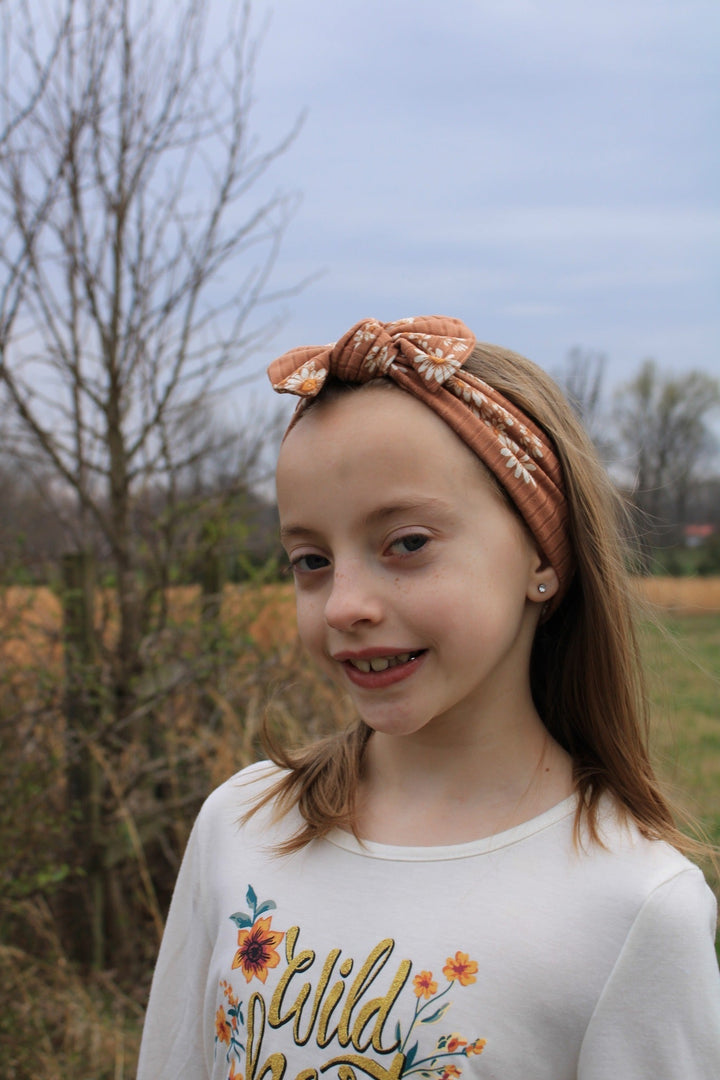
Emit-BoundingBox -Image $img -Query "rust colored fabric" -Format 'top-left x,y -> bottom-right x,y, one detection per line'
268,316 -> 573,602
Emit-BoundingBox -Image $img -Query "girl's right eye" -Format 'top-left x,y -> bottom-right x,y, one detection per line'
289,553 -> 330,574
387,533 -> 430,557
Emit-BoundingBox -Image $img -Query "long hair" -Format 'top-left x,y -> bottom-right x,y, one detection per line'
250,343 -> 699,858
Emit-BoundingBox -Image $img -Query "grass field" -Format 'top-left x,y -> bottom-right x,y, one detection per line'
643,613 -> 720,877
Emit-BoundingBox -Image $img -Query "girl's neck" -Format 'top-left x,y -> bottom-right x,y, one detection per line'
356,710 -> 575,847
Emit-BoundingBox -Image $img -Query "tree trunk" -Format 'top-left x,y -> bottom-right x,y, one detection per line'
61,551 -> 105,969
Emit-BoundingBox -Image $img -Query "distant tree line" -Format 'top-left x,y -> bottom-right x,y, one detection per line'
558,350 -> 720,573
1,352 -> 717,586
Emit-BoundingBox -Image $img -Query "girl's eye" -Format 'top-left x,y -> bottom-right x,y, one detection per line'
388,534 -> 429,556
289,553 -> 330,574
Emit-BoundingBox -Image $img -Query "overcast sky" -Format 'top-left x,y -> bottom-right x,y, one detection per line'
227,0 -> 718,412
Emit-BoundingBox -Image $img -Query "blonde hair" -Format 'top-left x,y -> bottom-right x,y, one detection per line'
252,342 -> 701,858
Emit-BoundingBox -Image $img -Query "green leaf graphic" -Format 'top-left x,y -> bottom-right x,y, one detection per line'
229,912 -> 253,928
255,900 -> 277,917
404,1041 -> 418,1069
420,1002 -> 450,1024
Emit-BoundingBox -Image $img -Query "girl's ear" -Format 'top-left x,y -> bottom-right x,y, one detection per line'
527,555 -> 559,603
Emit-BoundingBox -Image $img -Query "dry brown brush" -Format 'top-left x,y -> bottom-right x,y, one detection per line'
0,581 -> 353,1073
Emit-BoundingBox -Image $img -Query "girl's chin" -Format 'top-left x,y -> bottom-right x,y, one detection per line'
354,712 -> 437,740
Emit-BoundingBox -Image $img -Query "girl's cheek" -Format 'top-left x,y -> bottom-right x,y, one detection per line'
295,600 -> 324,651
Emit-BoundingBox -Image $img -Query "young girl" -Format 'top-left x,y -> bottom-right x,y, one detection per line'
138,316 -> 720,1080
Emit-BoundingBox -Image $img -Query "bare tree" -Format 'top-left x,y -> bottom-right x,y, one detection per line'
556,347 -> 612,457
0,0 -> 299,697
614,360 -> 720,562
0,0 -> 300,967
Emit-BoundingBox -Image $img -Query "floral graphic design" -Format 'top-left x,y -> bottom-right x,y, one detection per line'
395,953 -> 486,1077
215,886 -> 285,1078
215,979 -> 245,1069
232,915 -> 284,983
413,971 -> 439,1000
230,886 -> 285,984
442,951 -> 479,987
214,889 -> 486,1079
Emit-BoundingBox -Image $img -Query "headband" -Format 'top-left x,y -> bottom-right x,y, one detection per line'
268,316 -> 573,603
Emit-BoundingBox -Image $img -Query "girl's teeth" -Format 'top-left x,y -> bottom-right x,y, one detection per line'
352,652 -> 413,673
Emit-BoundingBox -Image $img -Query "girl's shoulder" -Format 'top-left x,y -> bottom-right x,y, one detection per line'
192,760 -> 297,842
199,758 -> 287,809
590,795 -> 716,920
202,759 -> 285,806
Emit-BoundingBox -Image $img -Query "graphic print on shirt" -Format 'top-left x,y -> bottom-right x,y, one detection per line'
214,885 -> 487,1079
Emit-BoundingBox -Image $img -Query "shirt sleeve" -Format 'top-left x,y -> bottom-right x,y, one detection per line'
578,866 -> 720,1079
136,814 -> 214,1080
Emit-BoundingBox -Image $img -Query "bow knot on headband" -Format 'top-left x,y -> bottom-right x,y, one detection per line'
268,316 -> 574,604
271,316 -> 474,397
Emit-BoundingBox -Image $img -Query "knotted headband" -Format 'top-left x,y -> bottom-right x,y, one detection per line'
268,316 -> 573,602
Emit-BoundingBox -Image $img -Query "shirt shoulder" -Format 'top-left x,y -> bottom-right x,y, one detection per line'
193,760 -> 300,849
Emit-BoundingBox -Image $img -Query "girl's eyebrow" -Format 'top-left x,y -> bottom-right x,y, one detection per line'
279,522 -> 318,542
364,496 -> 455,524
280,497 -> 455,541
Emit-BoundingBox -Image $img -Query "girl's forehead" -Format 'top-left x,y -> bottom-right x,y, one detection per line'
282,382 -> 447,444
276,383 -> 495,502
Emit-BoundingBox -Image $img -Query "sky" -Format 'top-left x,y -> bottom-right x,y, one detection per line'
228,0 -> 718,418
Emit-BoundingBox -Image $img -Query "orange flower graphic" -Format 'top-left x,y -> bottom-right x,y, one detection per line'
228,1061 -> 243,1080
220,979 -> 239,1007
466,1038 -> 487,1056
413,970 -> 438,999
232,915 -> 284,984
442,951 -> 478,986
215,1005 -> 231,1044
440,1067 -> 461,1080
446,1034 -> 467,1053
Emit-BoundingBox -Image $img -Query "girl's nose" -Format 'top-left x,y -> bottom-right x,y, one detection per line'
324,568 -> 383,631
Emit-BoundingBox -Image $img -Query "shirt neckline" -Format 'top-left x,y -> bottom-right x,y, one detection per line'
324,794 -> 578,862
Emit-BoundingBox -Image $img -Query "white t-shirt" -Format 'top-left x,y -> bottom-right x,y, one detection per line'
138,761 -> 720,1079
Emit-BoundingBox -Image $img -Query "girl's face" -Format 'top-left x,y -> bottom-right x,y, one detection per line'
276,385 -> 552,742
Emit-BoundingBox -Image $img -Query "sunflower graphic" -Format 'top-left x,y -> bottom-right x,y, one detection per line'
232,915 -> 284,984
229,886 -> 285,985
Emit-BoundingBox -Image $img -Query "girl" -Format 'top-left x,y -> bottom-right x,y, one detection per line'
138,316 -> 720,1080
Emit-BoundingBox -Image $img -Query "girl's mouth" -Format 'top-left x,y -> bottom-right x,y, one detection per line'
346,651 -> 422,673
340,650 -> 427,689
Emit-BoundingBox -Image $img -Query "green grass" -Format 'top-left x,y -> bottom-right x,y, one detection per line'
642,614 -> 720,898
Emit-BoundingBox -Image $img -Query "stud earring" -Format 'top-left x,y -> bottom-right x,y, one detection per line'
537,583 -> 548,595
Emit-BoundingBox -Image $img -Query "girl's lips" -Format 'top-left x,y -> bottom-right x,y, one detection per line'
338,651 -> 426,689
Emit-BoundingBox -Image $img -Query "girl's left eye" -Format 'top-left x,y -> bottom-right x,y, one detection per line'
289,553 -> 330,574
388,533 -> 429,556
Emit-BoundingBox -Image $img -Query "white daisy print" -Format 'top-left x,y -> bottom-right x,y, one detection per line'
362,343 -> 395,377
275,361 -> 326,397
413,347 -> 463,385
498,434 -> 538,487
